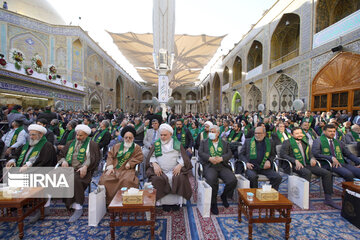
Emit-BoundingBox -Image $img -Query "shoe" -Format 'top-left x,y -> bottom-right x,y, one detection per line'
221,194 -> 229,208
324,199 -> 341,210
210,204 -> 219,215
29,207 -> 50,224
171,205 -> 180,211
68,209 -> 83,223
162,205 -> 171,212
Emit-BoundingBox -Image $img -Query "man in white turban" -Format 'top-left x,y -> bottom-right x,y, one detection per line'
6,124 -> 56,169
58,124 -> 101,222
5,124 -> 57,223
145,124 -> 192,211
195,121 -> 213,150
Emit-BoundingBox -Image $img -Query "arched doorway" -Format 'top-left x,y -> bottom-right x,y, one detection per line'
269,74 -> 298,112
90,94 -> 101,113
116,76 -> 123,109
247,85 -> 262,111
231,91 -> 242,113
233,56 -> 242,86
223,66 -> 229,85
213,73 -> 221,113
311,52 -> 360,114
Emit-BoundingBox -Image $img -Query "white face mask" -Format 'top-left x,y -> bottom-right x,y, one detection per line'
208,132 -> 216,140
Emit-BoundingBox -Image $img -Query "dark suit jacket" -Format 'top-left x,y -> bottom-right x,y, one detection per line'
93,130 -> 111,150
37,111 -> 58,124
239,138 -> 276,169
174,127 -> 194,150
198,138 -> 232,170
312,138 -> 360,165
271,132 -> 290,146
280,139 -> 314,165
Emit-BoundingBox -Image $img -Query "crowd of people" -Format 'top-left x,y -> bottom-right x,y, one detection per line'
1,104 -> 360,220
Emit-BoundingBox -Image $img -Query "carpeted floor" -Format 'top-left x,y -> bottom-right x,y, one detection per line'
1,172 -> 360,239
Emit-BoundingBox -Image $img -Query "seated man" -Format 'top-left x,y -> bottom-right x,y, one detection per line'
174,119 -> 194,158
99,126 -> 143,204
145,123 -> 192,211
92,120 -> 111,156
345,124 -> 360,155
142,119 -> 160,158
271,122 -> 291,146
239,127 -> 282,190
1,120 -> 27,159
57,120 -> 77,151
195,121 -> 213,150
198,125 -> 237,215
280,127 -> 339,209
312,124 -> 360,181
58,124 -> 101,222
37,118 -> 55,145
6,124 -> 57,222
301,121 -> 318,147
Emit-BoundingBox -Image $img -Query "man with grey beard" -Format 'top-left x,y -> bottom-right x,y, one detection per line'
5,124 -> 57,223
6,124 -> 57,169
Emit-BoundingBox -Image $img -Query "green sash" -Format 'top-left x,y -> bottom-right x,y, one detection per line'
92,128 -> 108,143
320,135 -> 344,164
134,122 -> 142,131
244,125 -> 250,136
249,137 -> 271,169
10,110 -> 20,114
202,131 -> 208,140
66,137 -> 91,165
302,129 -> 316,142
276,130 -> 289,144
10,126 -> 24,146
116,142 -> 135,169
189,128 -> 199,140
289,137 -> 309,165
318,127 -> 323,136
227,129 -> 242,142
66,129 -> 75,143
336,129 -> 344,141
208,138 -> 223,157
351,131 -> 360,142
174,127 -> 186,146
303,116 -> 314,124
154,138 -> 181,157
17,136 -> 47,167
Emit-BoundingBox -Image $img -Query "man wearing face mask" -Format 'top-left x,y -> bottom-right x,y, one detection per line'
198,125 -> 236,215
99,126 -> 144,204
239,126 -> 282,190
145,124 -> 192,211
280,127 -> 339,209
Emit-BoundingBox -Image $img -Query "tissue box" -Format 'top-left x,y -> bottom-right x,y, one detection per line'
122,190 -> 144,205
256,188 -> 279,201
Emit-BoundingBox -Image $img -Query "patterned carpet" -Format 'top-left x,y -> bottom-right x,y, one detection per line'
1,173 -> 360,240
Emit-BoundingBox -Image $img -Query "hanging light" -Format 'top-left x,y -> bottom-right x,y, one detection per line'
285,20 -> 290,26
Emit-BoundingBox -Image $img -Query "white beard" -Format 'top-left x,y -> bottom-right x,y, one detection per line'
161,139 -> 171,145
29,138 -> 40,146
124,141 -> 133,148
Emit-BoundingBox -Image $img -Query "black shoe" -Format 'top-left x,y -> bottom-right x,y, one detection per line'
162,205 -> 171,212
210,204 -> 219,215
221,194 -> 229,208
171,205 -> 180,211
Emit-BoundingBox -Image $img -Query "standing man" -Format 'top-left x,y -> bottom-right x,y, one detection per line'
174,119 -> 194,158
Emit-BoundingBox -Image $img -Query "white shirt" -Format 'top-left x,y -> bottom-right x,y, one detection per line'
1,128 -> 28,149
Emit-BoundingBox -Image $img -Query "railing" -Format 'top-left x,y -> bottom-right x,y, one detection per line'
270,49 -> 299,69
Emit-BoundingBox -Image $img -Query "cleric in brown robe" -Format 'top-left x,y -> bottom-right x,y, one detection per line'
99,126 -> 143,204
58,124 -> 101,223
145,123 -> 192,208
